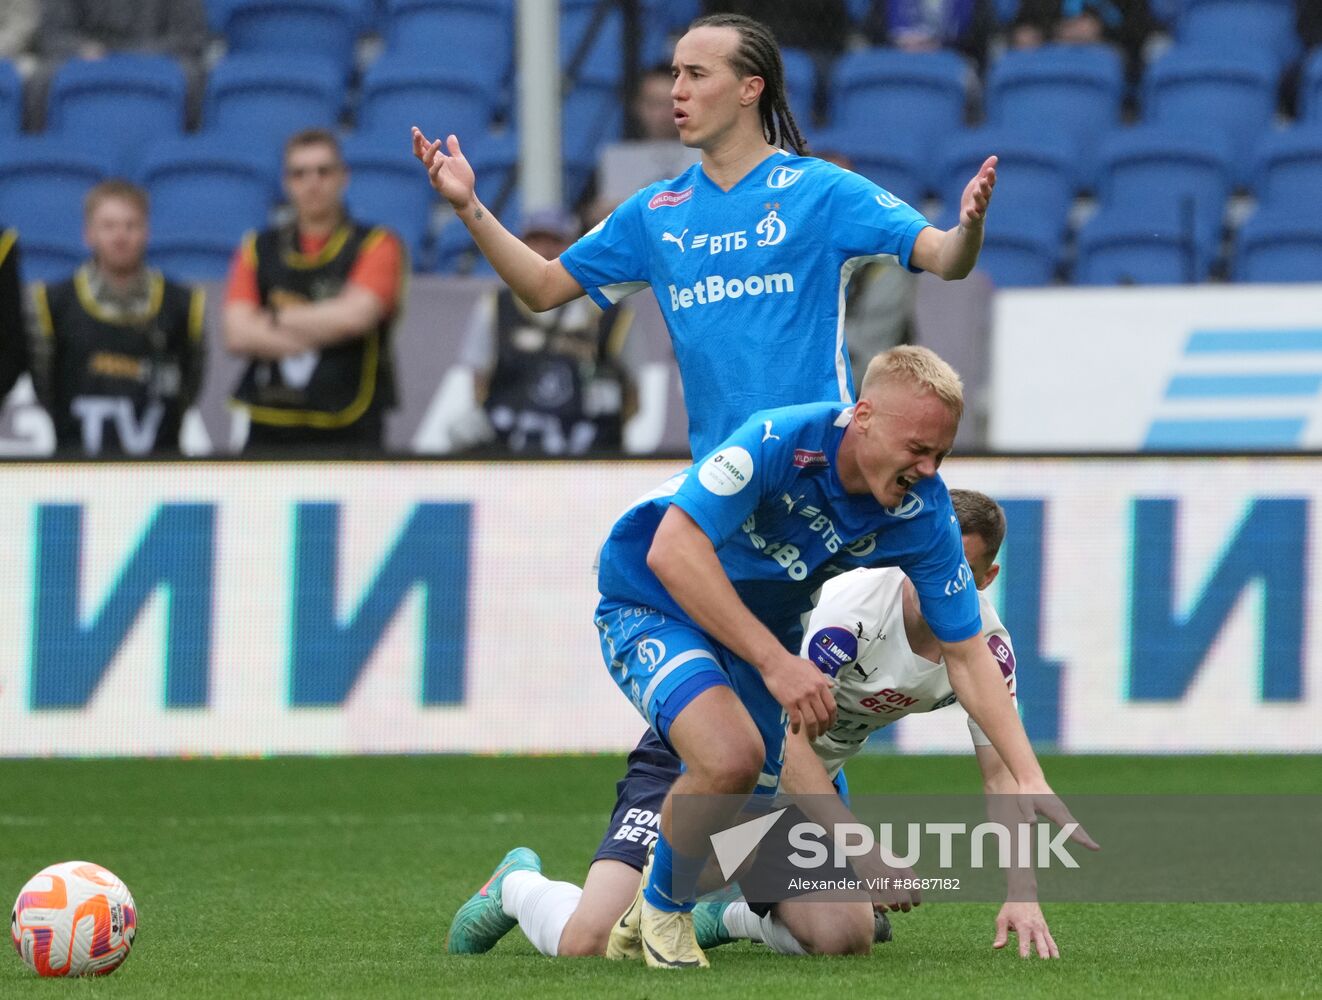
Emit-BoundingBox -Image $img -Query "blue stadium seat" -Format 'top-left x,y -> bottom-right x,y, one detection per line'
563,72 -> 624,195
138,137 -> 277,248
936,129 -> 1077,239
1177,0 -> 1298,70
341,132 -> 435,263
359,62 -> 495,140
562,0 -> 623,83
830,50 -> 970,158
0,59 -> 20,135
462,132 -> 519,205
1075,204 -> 1212,285
0,139 -> 107,249
383,1 -> 512,91
203,54 -> 344,154
223,0 -> 366,75
781,47 -> 816,121
149,234 -> 240,282
972,227 -> 1062,289
1143,47 -> 1278,167
20,237 -> 86,284
1095,125 -> 1232,257
985,45 -> 1125,157
1233,208 -> 1322,282
1251,127 -> 1322,211
1300,49 -> 1322,124
640,0 -> 700,63
46,56 -> 187,174
808,126 -> 928,206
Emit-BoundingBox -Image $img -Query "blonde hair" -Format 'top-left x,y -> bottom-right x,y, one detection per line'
84,180 -> 149,223
859,345 -> 964,421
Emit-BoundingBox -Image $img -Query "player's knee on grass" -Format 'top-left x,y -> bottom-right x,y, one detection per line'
556,860 -> 642,957
777,899 -> 873,956
556,918 -> 608,957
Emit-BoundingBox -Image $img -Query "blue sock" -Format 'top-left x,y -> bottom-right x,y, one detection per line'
643,834 -> 702,913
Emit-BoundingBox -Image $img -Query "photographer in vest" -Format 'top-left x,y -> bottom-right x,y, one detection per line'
223,128 -> 405,454
455,208 -> 636,456
30,181 -> 205,457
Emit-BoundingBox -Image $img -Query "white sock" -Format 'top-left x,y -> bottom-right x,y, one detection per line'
720,901 -> 807,955
757,913 -> 808,955
500,870 -> 583,957
722,900 -> 766,942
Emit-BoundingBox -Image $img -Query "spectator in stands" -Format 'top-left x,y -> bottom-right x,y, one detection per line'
0,224 -> 25,401
863,0 -> 998,71
223,129 -> 406,456
1008,1 -> 1157,77
28,181 -> 205,457
449,208 -> 636,456
590,65 -> 701,225
32,0 -> 208,128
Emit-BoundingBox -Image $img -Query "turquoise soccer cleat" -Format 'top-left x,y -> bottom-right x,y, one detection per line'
446,847 -> 542,954
691,898 -> 735,950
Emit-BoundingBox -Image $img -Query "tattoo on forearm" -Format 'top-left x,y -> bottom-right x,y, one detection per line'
473,207 -> 484,221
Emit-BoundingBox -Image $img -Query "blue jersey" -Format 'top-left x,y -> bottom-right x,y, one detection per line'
559,153 -> 932,456
596,402 -> 981,651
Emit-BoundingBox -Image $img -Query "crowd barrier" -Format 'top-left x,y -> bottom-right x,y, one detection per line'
1,455 -> 1317,756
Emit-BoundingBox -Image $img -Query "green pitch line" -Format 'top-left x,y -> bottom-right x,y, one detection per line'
1,755 -> 1318,998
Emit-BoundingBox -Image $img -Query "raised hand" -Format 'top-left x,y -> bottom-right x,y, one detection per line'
960,155 -> 997,229
411,127 -> 477,212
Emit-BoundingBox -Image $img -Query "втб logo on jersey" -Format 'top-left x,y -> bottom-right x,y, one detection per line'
766,165 -> 802,189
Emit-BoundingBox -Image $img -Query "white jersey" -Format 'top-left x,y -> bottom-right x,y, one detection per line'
801,567 -> 1017,779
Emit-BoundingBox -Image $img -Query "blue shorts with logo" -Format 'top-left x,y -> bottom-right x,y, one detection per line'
595,599 -> 788,796
592,730 -> 852,872
592,730 -> 682,870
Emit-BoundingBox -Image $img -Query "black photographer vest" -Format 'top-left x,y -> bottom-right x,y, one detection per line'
34,268 -> 202,456
232,222 -> 397,432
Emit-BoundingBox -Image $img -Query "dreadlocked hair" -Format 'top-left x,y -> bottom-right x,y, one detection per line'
688,13 -> 811,156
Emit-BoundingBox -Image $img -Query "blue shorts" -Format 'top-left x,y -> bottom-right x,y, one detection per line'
591,731 -> 852,872
595,599 -> 788,795
592,730 -> 682,871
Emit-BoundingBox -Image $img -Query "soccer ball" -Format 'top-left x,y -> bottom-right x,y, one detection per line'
10,861 -> 137,977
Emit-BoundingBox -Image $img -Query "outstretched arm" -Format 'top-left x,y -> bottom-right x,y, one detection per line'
974,743 -> 1061,958
412,128 -> 585,311
910,155 -> 996,280
942,635 -> 1098,854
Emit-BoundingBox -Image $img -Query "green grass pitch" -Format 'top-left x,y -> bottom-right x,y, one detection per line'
2,754 -> 1319,998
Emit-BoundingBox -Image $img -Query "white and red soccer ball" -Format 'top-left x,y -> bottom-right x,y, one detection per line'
10,861 -> 137,977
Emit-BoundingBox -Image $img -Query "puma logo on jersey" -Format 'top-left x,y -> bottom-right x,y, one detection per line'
762,420 -> 780,442
661,229 -> 688,252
